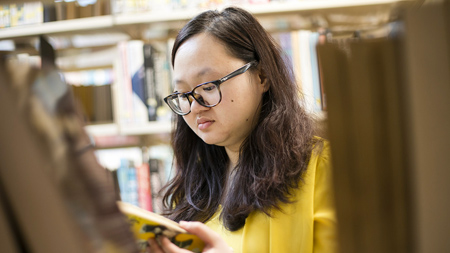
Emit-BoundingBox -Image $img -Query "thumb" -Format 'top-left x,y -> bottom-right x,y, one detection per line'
179,221 -> 222,246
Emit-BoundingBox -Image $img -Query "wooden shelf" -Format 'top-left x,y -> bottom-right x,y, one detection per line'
0,0 -> 414,40
2,0 -> 410,141
85,123 -> 119,137
242,0 -> 412,15
120,121 -> 172,136
113,8 -> 198,25
84,121 -> 172,137
0,16 -> 114,39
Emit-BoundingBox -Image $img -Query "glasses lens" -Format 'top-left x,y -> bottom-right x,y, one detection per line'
193,82 -> 220,107
167,94 -> 191,115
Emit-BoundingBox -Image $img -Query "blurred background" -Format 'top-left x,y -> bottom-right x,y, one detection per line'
0,0 -> 448,252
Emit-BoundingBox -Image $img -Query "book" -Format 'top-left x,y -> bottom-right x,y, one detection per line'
117,201 -> 205,253
309,32 -> 322,112
143,43 -> 158,121
117,159 -> 139,206
402,3 -> 450,252
0,52 -> 119,253
115,40 -> 149,125
137,162 -> 153,212
298,30 -> 316,113
317,34 -> 415,253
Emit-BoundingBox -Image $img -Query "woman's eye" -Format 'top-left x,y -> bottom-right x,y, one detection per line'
179,94 -> 189,100
203,85 -> 216,92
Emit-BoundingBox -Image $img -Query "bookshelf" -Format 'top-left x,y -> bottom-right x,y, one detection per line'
85,123 -> 119,136
0,0 -> 418,144
317,1 -> 450,252
84,121 -> 171,137
0,0 -> 406,141
0,0 -> 414,40
0,15 -> 113,39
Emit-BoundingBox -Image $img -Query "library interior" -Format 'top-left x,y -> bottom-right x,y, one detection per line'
0,0 -> 449,252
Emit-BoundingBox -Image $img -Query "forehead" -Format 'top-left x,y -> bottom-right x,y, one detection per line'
173,33 -> 234,78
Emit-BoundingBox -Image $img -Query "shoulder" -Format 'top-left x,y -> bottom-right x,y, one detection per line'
310,136 -> 331,166
302,136 -> 332,193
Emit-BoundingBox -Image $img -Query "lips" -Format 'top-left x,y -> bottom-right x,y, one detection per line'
197,117 -> 215,130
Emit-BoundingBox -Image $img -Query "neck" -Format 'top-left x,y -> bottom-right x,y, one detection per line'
222,146 -> 239,204
225,146 -> 239,170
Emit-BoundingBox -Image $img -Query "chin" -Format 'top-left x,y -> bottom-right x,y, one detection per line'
201,138 -> 220,146
198,134 -> 224,146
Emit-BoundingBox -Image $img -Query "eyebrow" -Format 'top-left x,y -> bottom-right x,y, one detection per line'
173,67 -> 217,88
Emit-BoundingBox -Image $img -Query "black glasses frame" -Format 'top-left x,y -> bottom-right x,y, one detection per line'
164,60 -> 258,116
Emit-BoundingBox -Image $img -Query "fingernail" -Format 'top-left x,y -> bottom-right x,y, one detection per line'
180,221 -> 189,227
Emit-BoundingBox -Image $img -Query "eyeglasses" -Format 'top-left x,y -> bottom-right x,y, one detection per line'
164,60 -> 258,116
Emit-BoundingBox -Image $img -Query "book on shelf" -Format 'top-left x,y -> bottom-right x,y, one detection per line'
55,0 -> 110,21
402,2 -> 450,252
0,41 -> 140,252
0,62 -> 90,253
117,159 -> 140,207
272,29 -> 324,114
71,83 -> 114,124
115,40 -> 172,125
148,158 -> 166,214
115,40 -> 147,125
137,162 -> 153,212
117,201 -> 205,253
318,35 -> 413,253
0,2 -> 43,28
97,147 -> 170,213
143,43 -> 158,121
0,0 -> 111,24
113,158 -> 166,213
316,2 -> 450,251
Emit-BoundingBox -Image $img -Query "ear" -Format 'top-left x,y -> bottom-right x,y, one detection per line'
258,69 -> 269,92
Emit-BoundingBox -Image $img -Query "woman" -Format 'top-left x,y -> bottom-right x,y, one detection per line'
150,6 -> 336,253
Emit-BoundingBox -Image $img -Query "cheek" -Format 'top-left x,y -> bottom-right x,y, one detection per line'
224,85 -> 262,112
182,115 -> 197,132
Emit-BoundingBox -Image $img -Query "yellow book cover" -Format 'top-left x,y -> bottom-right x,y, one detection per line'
117,201 -> 205,253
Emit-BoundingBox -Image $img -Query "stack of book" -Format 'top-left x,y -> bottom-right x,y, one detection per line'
0,1 -> 43,28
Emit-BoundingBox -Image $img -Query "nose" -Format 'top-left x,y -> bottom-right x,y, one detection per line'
190,98 -> 209,114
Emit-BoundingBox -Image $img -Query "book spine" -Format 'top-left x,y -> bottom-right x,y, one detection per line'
277,31 -> 295,73
9,3 -> 24,27
309,32 -> 323,112
117,159 -> 139,206
127,40 -> 148,124
143,43 -> 158,121
93,84 -> 113,123
137,163 -> 153,212
0,5 -> 10,28
117,159 -> 130,203
127,162 -> 139,207
55,1 -> 66,21
66,1 -> 78,20
117,41 -> 133,124
298,30 -> 315,113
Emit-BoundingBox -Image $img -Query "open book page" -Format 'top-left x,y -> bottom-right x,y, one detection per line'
117,201 -> 205,253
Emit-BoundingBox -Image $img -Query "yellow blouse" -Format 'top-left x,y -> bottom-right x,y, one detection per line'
205,140 -> 337,253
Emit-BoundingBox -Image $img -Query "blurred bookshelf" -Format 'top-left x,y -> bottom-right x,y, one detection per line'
2,1 -> 450,253
1,0 -> 401,141
0,0 -> 414,40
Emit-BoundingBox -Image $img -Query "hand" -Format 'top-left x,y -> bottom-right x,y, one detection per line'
147,221 -> 233,253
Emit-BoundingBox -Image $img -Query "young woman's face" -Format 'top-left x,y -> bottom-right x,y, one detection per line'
173,33 -> 266,151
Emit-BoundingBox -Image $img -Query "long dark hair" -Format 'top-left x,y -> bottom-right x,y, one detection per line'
162,6 -> 316,231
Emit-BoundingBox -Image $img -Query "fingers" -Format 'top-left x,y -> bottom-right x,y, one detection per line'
179,221 -> 225,248
148,237 -> 192,253
149,221 -> 233,253
159,236 -> 192,253
148,238 -> 164,253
